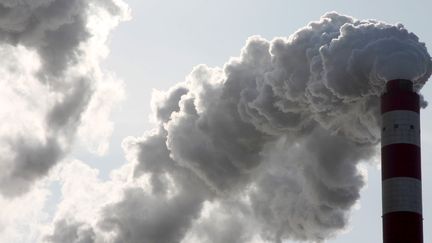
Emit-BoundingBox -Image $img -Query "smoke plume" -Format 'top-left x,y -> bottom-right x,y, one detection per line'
2,8 -> 431,243
0,0 -> 129,196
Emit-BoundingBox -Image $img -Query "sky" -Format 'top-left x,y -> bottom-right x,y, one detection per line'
1,0 -> 432,242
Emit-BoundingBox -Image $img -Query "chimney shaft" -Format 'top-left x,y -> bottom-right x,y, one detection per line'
381,79 -> 423,243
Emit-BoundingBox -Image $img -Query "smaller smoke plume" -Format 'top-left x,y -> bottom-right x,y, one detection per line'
44,12 -> 431,243
0,0 -> 129,197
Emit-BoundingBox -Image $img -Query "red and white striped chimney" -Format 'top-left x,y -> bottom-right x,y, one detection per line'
381,79 -> 423,243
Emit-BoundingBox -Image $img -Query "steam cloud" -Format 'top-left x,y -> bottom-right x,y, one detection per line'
1,4 -> 431,243
0,0 -> 128,196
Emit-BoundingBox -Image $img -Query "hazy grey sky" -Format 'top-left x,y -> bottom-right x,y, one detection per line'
1,0 -> 432,242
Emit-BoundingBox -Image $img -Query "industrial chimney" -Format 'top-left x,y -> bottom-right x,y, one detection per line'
381,79 -> 423,242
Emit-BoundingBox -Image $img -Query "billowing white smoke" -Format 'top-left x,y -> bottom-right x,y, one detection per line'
4,9 -> 432,243
0,0 -> 129,196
